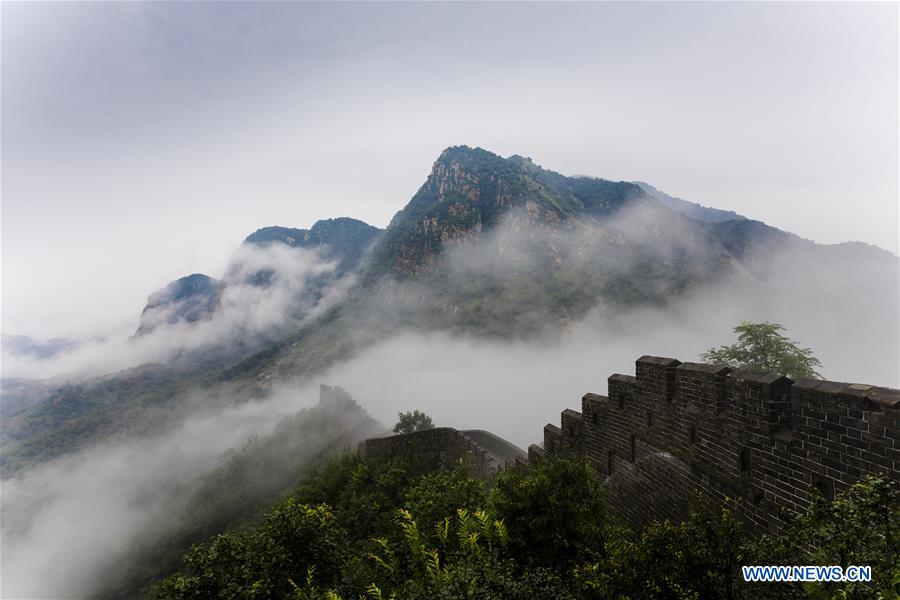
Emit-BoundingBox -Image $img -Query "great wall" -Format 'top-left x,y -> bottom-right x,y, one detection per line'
358,355 -> 900,533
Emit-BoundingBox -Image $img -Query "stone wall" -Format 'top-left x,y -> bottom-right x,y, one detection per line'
534,356 -> 900,533
359,427 -> 511,478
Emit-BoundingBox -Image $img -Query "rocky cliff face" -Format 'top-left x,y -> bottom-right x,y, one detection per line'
369,146 -> 648,278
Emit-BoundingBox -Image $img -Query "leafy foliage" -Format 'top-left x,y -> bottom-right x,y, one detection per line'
577,504 -> 746,599
747,476 -> 900,598
392,410 -> 434,434
492,456 -> 606,570
152,450 -> 899,600
156,502 -> 347,599
702,321 -> 823,379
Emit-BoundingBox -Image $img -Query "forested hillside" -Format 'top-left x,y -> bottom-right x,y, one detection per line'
151,452 -> 900,599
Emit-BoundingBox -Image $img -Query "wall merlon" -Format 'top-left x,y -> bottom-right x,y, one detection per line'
545,423 -> 563,436
862,388 -> 900,410
561,409 -> 585,444
727,369 -> 792,386
608,374 -> 636,384
562,408 -> 583,421
636,356 -> 680,404
636,356 -> 682,367
676,362 -> 730,375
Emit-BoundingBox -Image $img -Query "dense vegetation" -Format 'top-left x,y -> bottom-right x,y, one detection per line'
152,454 -> 900,599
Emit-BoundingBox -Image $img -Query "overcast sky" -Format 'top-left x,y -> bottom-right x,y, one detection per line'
2,2 -> 897,339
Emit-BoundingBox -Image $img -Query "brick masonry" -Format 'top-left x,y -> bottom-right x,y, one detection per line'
532,356 -> 900,532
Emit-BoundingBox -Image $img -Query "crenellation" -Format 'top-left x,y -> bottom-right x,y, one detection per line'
543,355 -> 900,533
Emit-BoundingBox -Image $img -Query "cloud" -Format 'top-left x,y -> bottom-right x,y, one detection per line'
317,230 -> 898,453
0,243 -> 352,381
0,382 -> 327,598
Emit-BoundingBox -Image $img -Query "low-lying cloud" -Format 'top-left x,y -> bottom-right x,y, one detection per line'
1,383 -> 322,599
1,243 -> 353,382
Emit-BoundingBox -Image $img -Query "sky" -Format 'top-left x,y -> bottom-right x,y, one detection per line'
2,1 -> 898,340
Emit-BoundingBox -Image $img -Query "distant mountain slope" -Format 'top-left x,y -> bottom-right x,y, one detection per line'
635,181 -> 747,224
1,334 -> 77,359
136,273 -> 222,335
3,219 -> 383,474
245,217 -> 382,276
0,378 -> 63,422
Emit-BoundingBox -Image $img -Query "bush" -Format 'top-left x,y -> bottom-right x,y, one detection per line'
491,457 -> 606,570
156,502 -> 347,600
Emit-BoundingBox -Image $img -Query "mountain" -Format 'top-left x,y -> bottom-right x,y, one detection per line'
2,145 -> 896,476
635,181 -> 747,224
136,218 -> 382,334
345,146 -> 753,339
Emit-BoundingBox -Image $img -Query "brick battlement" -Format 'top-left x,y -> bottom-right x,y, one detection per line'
533,355 -> 900,532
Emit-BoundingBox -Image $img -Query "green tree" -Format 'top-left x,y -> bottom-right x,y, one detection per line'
392,410 -> 434,434
702,321 -> 823,379
577,504 -> 745,600
402,459 -> 487,543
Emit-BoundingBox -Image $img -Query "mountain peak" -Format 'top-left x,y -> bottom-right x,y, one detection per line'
372,147 -> 648,277
244,218 -> 381,253
433,144 -> 500,163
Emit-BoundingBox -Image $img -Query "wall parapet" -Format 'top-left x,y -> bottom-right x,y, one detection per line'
538,355 -> 900,532
360,427 -> 526,478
